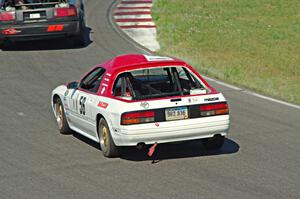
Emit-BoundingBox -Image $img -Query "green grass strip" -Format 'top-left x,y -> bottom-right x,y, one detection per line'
152,0 -> 300,105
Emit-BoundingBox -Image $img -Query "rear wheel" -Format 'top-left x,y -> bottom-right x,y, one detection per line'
54,98 -> 72,135
73,18 -> 86,47
98,118 -> 120,158
202,135 -> 225,150
0,40 -> 7,49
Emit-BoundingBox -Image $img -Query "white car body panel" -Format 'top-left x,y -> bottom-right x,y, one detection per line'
52,85 -> 230,146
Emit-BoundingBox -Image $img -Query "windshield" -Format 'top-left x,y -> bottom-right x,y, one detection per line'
113,66 -> 209,100
0,0 -> 69,10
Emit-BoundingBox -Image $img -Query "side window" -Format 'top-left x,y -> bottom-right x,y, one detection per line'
177,67 -> 204,89
80,67 -> 105,93
112,73 -> 133,100
177,67 -> 189,81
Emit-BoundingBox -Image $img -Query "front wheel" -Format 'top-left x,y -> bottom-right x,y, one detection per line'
54,98 -> 72,135
202,135 -> 225,150
98,118 -> 120,158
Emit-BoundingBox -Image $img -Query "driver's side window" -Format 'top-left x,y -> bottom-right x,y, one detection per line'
80,67 -> 105,93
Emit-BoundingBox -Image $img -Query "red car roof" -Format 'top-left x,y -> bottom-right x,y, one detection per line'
98,54 -> 186,73
78,54 -> 217,96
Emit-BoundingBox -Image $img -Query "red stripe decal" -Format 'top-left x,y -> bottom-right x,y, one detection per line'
114,11 -> 151,15
115,18 -> 153,22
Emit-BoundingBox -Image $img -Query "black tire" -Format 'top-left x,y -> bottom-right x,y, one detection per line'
202,135 -> 225,150
54,98 -> 72,135
0,40 -> 6,49
98,118 -> 120,157
73,19 -> 86,47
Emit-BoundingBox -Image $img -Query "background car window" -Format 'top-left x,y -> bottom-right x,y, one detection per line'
80,67 -> 105,93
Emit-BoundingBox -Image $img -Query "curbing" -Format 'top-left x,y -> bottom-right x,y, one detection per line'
112,0 -> 160,51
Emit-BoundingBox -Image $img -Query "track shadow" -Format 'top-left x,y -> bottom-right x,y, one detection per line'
120,138 -> 240,162
72,132 -> 239,162
73,132 -> 100,150
0,27 -> 93,51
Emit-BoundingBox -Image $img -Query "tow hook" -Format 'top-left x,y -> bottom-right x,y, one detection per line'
148,142 -> 158,157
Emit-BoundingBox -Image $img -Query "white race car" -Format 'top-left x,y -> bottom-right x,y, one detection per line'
51,54 -> 230,157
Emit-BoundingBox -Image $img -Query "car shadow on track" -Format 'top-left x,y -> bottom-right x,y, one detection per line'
73,132 -> 100,150
120,138 -> 240,162
73,132 -> 239,162
0,27 -> 93,51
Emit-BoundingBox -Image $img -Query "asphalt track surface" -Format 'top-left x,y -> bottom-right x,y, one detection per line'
1,1 -> 300,198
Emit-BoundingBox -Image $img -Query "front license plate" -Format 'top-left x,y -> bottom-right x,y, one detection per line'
30,13 -> 41,19
165,107 -> 188,121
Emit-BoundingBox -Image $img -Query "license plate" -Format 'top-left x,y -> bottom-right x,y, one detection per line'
165,107 -> 188,121
30,13 -> 41,19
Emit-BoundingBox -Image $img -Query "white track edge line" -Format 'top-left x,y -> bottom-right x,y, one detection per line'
203,75 -> 300,109
203,75 -> 241,91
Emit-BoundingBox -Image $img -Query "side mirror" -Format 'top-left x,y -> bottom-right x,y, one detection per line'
67,81 -> 79,89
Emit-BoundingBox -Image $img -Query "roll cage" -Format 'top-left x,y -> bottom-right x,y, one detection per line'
112,66 -> 208,100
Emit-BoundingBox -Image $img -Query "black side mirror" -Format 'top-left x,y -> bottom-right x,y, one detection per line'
67,81 -> 79,89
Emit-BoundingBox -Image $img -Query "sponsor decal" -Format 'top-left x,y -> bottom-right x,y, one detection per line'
140,101 -> 149,109
98,101 -> 108,109
102,83 -> 108,87
204,97 -> 219,102
155,123 -> 159,127
106,73 -> 112,76
144,55 -> 173,62
188,97 -> 199,103
64,90 -> 69,96
104,78 -> 110,82
192,97 -> 200,102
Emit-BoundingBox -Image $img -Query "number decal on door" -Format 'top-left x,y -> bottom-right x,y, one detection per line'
79,96 -> 87,115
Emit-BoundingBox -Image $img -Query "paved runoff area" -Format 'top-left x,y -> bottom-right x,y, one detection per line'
113,0 -> 160,51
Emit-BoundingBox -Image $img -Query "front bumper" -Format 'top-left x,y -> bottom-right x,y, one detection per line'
0,20 -> 80,41
112,115 -> 230,146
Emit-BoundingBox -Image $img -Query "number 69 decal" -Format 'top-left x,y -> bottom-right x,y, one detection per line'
79,96 -> 87,115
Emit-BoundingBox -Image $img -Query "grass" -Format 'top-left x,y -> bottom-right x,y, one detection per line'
152,0 -> 300,105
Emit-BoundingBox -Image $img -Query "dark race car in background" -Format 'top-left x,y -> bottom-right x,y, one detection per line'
0,0 -> 86,47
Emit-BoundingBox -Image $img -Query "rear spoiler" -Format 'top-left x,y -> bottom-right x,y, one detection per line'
15,2 -> 61,7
